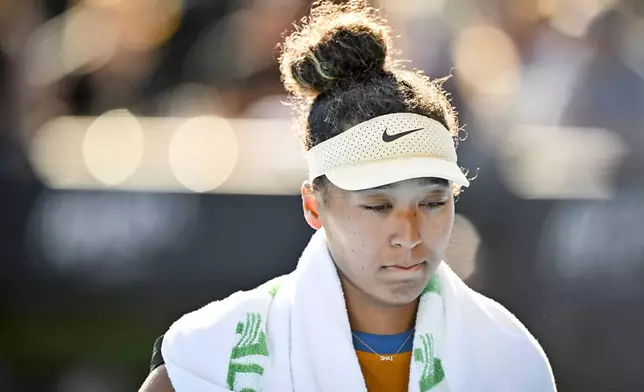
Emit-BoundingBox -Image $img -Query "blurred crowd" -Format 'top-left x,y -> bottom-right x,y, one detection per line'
1,0 -> 644,391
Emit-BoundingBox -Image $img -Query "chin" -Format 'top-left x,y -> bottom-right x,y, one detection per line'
381,280 -> 429,306
384,269 -> 435,306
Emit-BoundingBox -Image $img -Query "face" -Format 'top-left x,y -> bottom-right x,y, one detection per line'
302,177 -> 455,307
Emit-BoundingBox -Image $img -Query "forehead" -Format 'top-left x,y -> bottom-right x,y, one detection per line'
326,177 -> 450,199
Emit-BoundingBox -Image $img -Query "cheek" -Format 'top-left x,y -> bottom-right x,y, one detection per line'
326,207 -> 376,237
324,210 -> 382,267
344,211 -> 384,249
340,217 -> 377,263
425,208 -> 455,248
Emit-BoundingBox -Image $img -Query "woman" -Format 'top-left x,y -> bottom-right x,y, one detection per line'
140,1 -> 555,391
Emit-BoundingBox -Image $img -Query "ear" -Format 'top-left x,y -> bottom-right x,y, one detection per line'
301,181 -> 322,230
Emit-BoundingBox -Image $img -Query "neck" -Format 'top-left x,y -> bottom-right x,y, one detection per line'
341,277 -> 419,335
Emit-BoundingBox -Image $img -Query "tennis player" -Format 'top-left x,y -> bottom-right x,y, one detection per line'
140,1 -> 555,391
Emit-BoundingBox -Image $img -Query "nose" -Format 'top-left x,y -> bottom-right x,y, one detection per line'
391,209 -> 422,250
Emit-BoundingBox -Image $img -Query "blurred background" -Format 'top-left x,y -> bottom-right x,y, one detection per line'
1,0 -> 643,390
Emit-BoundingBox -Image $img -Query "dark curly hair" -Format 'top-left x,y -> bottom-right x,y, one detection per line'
278,0 -> 462,193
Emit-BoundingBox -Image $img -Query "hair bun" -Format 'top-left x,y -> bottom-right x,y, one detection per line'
280,1 -> 392,98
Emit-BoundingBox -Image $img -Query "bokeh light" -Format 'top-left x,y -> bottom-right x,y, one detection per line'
498,125 -> 628,199
378,0 -> 446,18
108,0 -> 183,52
82,109 -> 145,186
169,116 -> 239,193
543,0 -> 618,37
621,15 -> 644,78
25,14 -> 66,86
446,214 -> 480,280
452,24 -> 520,118
61,5 -> 121,74
29,117 -> 89,187
26,4 -> 121,86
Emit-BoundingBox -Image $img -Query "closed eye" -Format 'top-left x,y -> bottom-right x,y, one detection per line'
420,201 -> 447,210
362,204 -> 392,212
362,201 -> 446,212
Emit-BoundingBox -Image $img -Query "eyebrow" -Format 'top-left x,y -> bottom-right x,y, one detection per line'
363,177 -> 449,191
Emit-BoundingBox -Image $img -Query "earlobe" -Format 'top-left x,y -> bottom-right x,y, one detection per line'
304,200 -> 322,230
302,181 -> 322,230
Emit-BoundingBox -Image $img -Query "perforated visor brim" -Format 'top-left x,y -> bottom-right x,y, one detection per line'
322,156 -> 470,191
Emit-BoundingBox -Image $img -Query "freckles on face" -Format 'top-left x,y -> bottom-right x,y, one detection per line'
320,179 -> 453,269
327,207 -> 378,258
316,178 -> 455,306
323,205 -> 386,271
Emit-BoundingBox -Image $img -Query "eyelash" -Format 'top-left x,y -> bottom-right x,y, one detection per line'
362,202 -> 447,212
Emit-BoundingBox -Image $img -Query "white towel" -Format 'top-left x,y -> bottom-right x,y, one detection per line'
162,229 -> 556,392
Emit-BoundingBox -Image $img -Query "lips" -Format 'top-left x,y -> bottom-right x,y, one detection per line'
384,261 -> 426,271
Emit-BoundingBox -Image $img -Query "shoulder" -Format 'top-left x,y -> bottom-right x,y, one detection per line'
140,364 -> 174,392
161,276 -> 286,381
463,288 -> 556,390
467,289 -> 535,338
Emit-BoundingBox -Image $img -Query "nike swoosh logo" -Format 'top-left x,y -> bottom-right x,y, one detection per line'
382,127 -> 424,142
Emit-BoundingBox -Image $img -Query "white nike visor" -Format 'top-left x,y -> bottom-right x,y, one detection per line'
305,113 -> 469,191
